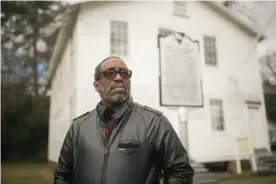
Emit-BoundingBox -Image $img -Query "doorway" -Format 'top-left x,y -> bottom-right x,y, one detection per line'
247,106 -> 264,150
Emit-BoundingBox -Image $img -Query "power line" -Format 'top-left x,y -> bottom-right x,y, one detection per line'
228,9 -> 276,81
223,8 -> 276,101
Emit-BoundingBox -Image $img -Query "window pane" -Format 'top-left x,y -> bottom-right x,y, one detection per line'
217,123 -> 224,131
210,54 -> 215,65
204,36 -> 217,66
110,20 -> 128,56
211,117 -> 224,131
206,54 -> 210,64
210,99 -> 224,131
205,46 -> 210,54
174,1 -> 186,16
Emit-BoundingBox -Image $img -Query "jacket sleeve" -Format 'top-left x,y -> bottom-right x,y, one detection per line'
151,115 -> 194,184
54,123 -> 77,184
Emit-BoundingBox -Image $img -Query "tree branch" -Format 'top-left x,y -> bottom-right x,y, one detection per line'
266,54 -> 276,80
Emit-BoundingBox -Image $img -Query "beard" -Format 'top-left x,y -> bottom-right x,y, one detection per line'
109,88 -> 130,103
100,83 -> 131,106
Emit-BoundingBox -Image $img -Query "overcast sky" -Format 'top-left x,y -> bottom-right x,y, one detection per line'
229,1 -> 276,56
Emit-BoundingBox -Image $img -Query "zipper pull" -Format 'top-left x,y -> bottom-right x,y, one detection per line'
104,148 -> 109,155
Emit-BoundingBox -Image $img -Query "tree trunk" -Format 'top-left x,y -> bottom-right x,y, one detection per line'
33,12 -> 39,97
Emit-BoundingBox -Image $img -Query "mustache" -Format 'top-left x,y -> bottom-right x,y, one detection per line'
110,83 -> 127,90
110,83 -> 130,94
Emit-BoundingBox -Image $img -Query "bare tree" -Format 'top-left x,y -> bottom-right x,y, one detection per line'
1,1 -> 65,96
225,1 -> 276,85
260,51 -> 276,85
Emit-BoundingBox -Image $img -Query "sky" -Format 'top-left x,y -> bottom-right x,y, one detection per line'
229,1 -> 276,57
230,1 -> 276,84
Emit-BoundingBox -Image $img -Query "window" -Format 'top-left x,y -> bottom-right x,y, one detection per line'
210,99 -> 225,131
204,36 -> 217,66
110,20 -> 128,56
173,1 -> 187,17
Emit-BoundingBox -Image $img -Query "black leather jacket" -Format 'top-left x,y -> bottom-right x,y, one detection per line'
54,100 -> 194,184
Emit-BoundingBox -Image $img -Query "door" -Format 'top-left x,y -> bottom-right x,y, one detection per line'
248,107 -> 264,149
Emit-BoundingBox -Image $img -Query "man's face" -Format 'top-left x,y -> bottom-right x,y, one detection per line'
94,57 -> 131,106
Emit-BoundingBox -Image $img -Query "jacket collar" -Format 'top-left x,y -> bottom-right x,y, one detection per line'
96,97 -> 133,122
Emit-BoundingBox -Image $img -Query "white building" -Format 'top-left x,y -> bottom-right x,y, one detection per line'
46,1 -> 271,166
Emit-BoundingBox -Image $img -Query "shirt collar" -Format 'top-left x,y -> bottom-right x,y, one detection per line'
96,97 -> 133,121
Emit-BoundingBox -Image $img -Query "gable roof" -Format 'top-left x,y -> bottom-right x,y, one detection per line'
202,1 -> 265,39
44,4 -> 80,93
44,1 -> 266,93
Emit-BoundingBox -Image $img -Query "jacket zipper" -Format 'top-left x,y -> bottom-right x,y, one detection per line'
98,105 -> 133,184
99,123 -> 118,184
101,147 -> 109,184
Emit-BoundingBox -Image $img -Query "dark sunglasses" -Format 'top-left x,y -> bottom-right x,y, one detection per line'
97,69 -> 132,81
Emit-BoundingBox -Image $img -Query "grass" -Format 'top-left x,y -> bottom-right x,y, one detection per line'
220,175 -> 276,184
1,162 -> 54,184
2,162 -> 276,184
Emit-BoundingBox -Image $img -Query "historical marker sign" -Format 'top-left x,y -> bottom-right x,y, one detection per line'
158,31 -> 203,107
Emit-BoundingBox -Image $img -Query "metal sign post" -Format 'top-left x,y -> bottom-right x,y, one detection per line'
158,28 -> 218,184
158,29 -> 203,154
179,107 -> 189,152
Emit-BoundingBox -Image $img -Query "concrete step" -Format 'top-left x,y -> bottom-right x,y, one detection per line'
191,163 -> 209,173
194,172 -> 217,181
257,156 -> 276,162
258,161 -> 276,166
255,150 -> 276,175
193,167 -> 209,173
191,163 -> 206,168
254,148 -> 269,153
257,169 -> 276,176
268,162 -> 276,167
191,162 -> 218,184
258,166 -> 271,171
256,154 -> 276,172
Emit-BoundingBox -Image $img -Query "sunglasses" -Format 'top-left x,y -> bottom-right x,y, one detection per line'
97,69 -> 132,81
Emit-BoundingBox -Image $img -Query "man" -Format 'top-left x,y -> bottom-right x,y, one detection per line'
54,56 -> 194,184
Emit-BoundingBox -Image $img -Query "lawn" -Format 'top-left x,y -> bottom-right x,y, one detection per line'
220,175 -> 276,184
2,162 -> 276,184
1,162 -> 54,184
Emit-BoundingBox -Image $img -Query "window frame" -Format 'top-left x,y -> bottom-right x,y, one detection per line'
209,99 -> 225,132
110,20 -> 129,57
204,35 -> 217,66
173,1 -> 188,17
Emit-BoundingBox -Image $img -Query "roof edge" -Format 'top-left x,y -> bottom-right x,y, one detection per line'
45,1 -> 267,93
44,4 -> 80,93
202,1 -> 266,40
